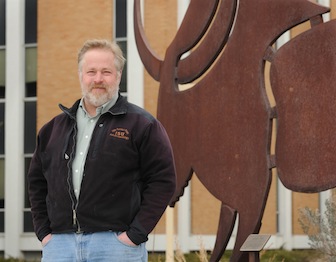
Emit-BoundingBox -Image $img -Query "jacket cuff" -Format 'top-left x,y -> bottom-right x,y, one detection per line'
126,231 -> 148,246
126,219 -> 148,245
37,227 -> 52,242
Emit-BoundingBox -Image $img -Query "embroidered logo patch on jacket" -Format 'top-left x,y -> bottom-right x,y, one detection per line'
110,128 -> 130,140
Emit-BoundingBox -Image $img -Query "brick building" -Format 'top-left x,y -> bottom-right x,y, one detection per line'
0,0 -> 335,259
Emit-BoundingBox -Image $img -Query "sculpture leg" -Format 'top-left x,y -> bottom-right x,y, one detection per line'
209,204 -> 237,262
230,212 -> 263,262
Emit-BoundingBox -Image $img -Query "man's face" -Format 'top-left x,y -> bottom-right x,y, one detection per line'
79,48 -> 121,109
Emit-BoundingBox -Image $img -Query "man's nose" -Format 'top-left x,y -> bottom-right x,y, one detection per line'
94,72 -> 103,82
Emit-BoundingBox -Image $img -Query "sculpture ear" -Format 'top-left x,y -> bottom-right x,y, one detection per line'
177,0 -> 237,84
134,0 -> 162,81
172,0 -> 220,55
134,0 -> 222,83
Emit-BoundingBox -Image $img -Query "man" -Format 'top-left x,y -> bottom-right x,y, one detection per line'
28,39 -> 176,261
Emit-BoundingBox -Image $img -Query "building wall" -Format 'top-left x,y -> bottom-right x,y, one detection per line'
143,0 -> 177,116
37,0 -> 113,130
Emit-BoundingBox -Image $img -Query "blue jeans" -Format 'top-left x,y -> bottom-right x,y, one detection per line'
41,232 -> 148,262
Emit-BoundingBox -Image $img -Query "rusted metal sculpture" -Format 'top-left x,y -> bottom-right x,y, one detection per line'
271,19 -> 336,192
134,0 -> 336,261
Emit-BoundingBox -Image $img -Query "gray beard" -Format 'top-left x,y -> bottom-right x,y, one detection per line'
85,91 -> 111,107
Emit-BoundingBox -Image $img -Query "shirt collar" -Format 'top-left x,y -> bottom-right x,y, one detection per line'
79,93 -> 119,117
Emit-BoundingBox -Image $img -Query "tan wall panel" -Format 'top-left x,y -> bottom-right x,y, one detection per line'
191,175 -> 221,234
332,0 -> 336,20
260,171 -> 277,234
151,214 -> 166,234
191,172 -> 278,235
290,21 -> 311,40
37,0 -> 113,130
143,0 -> 177,116
292,192 -> 319,234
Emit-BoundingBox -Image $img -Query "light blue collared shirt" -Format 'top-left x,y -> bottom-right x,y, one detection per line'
72,95 -> 118,199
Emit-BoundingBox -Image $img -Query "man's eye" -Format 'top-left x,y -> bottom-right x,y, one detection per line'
102,71 -> 112,75
87,71 -> 96,75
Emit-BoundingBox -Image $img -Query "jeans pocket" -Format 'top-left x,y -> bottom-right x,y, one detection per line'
114,232 -> 138,248
42,234 -> 53,247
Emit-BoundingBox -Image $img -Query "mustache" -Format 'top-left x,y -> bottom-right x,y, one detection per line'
90,83 -> 107,89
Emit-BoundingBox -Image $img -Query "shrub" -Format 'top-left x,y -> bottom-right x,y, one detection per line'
299,195 -> 336,261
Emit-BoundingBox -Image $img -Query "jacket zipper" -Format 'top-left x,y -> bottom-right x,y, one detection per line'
73,209 -> 77,226
65,122 -> 82,233
73,208 -> 81,233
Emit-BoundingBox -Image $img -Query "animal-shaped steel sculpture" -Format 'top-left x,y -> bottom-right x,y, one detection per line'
134,0 -> 336,261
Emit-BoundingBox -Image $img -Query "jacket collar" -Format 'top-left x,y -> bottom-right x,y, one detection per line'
59,93 -> 128,118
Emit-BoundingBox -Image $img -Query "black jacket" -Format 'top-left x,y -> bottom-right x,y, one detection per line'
27,94 -> 176,245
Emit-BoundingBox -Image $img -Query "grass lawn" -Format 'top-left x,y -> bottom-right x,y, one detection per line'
0,249 -> 323,261
147,249 -> 323,262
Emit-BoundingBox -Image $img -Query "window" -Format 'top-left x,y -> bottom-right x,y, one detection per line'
0,0 -> 5,233
25,0 -> 37,44
0,0 -> 5,96
0,0 -> 5,46
0,103 -> 4,217
25,47 -> 37,97
115,0 -> 126,39
0,157 -> 4,232
23,0 -> 37,232
115,0 -> 127,94
0,49 -> 4,98
24,157 -> 33,232
24,101 -> 36,154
